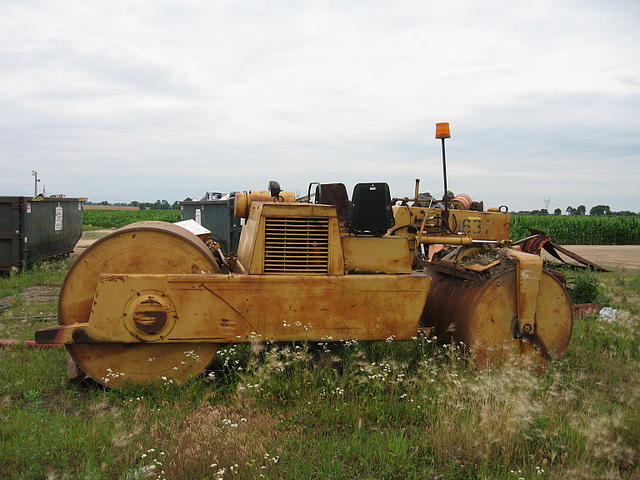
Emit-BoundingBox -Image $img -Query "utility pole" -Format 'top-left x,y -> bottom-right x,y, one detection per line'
32,170 -> 40,196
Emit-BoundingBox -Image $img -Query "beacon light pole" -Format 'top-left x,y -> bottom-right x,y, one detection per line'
435,122 -> 451,210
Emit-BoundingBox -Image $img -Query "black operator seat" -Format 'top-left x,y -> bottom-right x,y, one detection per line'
348,183 -> 395,236
315,183 -> 350,225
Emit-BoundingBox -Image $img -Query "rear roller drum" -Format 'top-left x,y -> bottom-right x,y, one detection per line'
422,266 -> 573,364
59,221 -> 221,388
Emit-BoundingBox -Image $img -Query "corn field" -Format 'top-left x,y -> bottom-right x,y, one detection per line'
83,210 -> 639,245
509,215 -> 640,245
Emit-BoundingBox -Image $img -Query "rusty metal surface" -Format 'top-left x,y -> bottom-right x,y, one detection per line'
64,343 -> 218,388
38,200 -> 577,388
464,259 -> 501,272
391,206 -> 510,243
546,243 -> 609,272
421,265 -> 572,364
38,205 -> 434,389
507,250 -> 544,334
419,235 -> 473,245
237,203 -> 344,275
341,236 -> 412,273
264,217 -> 330,274
56,221 -> 221,387
59,221 -> 220,326
518,229 -> 608,272
233,191 -> 296,218
421,260 -> 482,281
314,183 -> 350,225
43,272 -> 432,346
517,232 -> 550,255
124,291 -> 176,340
507,250 -> 552,360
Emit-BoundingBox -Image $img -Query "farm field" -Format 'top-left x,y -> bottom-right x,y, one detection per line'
1,257 -> 639,478
510,215 -> 640,245
83,210 -> 640,245
542,245 -> 640,272
83,209 -> 181,229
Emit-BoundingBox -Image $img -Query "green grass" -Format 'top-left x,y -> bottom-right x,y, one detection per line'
0,257 -> 72,299
566,269 -> 604,305
1,262 -> 639,479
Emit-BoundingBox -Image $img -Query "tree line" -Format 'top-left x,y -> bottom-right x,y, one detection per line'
85,200 -> 182,210
85,200 -> 638,216
516,205 -> 638,216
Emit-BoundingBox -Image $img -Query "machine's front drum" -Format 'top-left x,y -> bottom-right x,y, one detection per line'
59,221 -> 220,387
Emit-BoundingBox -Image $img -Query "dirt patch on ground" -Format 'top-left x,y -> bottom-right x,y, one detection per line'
542,245 -> 640,272
22,285 -> 60,303
73,229 -> 115,256
0,285 -> 60,306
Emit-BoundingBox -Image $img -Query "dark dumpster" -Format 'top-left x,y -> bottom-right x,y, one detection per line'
0,196 -> 84,272
180,196 -> 242,255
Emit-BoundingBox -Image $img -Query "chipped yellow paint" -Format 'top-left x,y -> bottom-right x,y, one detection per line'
35,198 -> 573,388
45,272 -> 431,344
421,264 -> 572,364
341,236 -> 412,274
391,205 -> 510,245
238,202 -> 344,275
507,249 -> 544,332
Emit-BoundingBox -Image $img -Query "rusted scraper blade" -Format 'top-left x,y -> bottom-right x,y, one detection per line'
519,228 -> 608,272
517,229 -> 561,261
543,242 -> 608,272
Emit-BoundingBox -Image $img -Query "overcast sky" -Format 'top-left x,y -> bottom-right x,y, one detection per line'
1,0 -> 638,212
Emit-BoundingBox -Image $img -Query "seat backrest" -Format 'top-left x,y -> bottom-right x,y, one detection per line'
315,183 -> 349,225
348,183 -> 395,235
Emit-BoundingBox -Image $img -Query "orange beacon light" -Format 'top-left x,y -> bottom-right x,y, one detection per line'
435,122 -> 451,139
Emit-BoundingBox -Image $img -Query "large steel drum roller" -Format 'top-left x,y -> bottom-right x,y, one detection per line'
59,221 -> 220,388
422,266 -> 573,364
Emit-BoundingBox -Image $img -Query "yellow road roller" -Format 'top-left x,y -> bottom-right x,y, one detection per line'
35,126 -> 573,387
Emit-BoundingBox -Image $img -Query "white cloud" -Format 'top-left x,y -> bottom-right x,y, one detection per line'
0,0 -> 638,211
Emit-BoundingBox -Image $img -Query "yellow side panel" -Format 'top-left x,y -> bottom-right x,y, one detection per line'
70,273 -> 432,342
341,236 -> 412,274
392,206 -> 510,241
448,210 -> 510,240
236,202 -> 263,270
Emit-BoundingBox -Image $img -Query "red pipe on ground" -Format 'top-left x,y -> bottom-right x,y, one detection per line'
0,339 -> 62,348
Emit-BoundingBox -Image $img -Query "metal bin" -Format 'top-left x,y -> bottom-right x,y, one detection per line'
0,196 -> 84,271
180,197 -> 242,255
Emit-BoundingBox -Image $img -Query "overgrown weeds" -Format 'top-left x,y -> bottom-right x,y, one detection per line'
0,263 -> 639,479
568,269 -> 604,304
0,257 -> 72,299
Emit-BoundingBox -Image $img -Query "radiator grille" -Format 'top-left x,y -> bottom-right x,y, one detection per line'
264,217 -> 329,274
